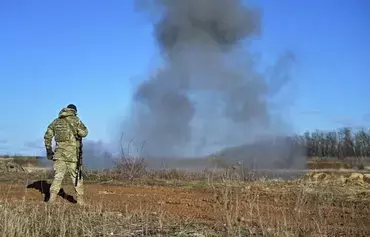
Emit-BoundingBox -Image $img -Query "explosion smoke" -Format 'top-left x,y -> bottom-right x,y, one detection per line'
123,0 -> 299,168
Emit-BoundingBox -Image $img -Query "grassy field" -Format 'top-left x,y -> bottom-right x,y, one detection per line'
0,155 -> 44,167
0,158 -> 369,236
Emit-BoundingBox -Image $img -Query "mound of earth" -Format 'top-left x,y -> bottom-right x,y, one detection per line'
306,172 -> 370,186
0,160 -> 25,173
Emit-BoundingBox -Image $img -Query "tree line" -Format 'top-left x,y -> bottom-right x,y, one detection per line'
291,127 -> 370,159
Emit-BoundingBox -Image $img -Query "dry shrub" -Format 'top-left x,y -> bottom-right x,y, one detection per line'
86,164 -> 257,185
113,156 -> 148,180
113,134 -> 149,181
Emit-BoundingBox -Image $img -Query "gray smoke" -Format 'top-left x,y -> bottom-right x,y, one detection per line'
82,140 -> 114,169
123,0 -> 299,166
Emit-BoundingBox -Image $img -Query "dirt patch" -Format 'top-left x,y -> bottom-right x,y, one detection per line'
0,178 -> 369,236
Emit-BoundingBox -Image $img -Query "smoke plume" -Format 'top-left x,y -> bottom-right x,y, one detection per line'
82,140 -> 114,169
122,0 -> 300,168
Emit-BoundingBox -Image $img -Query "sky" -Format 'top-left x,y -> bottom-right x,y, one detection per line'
0,0 -> 369,156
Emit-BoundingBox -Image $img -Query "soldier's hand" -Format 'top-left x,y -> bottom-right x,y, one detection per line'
46,148 -> 54,160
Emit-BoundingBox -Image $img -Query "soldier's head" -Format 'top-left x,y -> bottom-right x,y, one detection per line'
67,104 -> 77,113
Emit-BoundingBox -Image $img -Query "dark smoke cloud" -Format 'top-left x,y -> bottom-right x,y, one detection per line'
150,0 -> 261,51
122,0 -> 302,169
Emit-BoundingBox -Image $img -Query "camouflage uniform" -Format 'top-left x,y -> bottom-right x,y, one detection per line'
44,106 -> 88,204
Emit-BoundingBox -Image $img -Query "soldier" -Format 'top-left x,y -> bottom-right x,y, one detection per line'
44,104 -> 88,205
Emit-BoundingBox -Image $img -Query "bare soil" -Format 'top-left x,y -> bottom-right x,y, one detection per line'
1,175 -> 370,236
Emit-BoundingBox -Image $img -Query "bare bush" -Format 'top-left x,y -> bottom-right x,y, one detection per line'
113,156 -> 147,180
112,133 -> 148,180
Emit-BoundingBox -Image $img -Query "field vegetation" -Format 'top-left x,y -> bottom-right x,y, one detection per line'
0,127 -> 370,236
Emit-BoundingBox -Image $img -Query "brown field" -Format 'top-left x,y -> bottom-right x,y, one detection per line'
0,156 -> 43,167
0,158 -> 370,237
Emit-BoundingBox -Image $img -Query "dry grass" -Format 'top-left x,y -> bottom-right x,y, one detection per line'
0,160 -> 369,236
0,201 -> 217,236
0,156 -> 42,167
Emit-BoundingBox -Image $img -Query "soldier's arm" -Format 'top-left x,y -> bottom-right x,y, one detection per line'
76,119 -> 88,138
44,121 -> 55,150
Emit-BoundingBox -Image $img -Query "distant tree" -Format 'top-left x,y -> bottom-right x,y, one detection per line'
293,126 -> 370,160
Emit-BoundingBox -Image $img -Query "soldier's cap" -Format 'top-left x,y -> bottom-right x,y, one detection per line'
67,104 -> 77,112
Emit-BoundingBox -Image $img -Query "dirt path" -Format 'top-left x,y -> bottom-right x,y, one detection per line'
1,181 -> 370,236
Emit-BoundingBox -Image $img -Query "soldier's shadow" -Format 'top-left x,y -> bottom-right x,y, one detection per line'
26,180 -> 77,204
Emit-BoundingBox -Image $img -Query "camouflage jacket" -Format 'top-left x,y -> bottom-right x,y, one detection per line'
44,108 -> 88,162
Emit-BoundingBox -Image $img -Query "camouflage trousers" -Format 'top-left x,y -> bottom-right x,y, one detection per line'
49,160 -> 84,199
